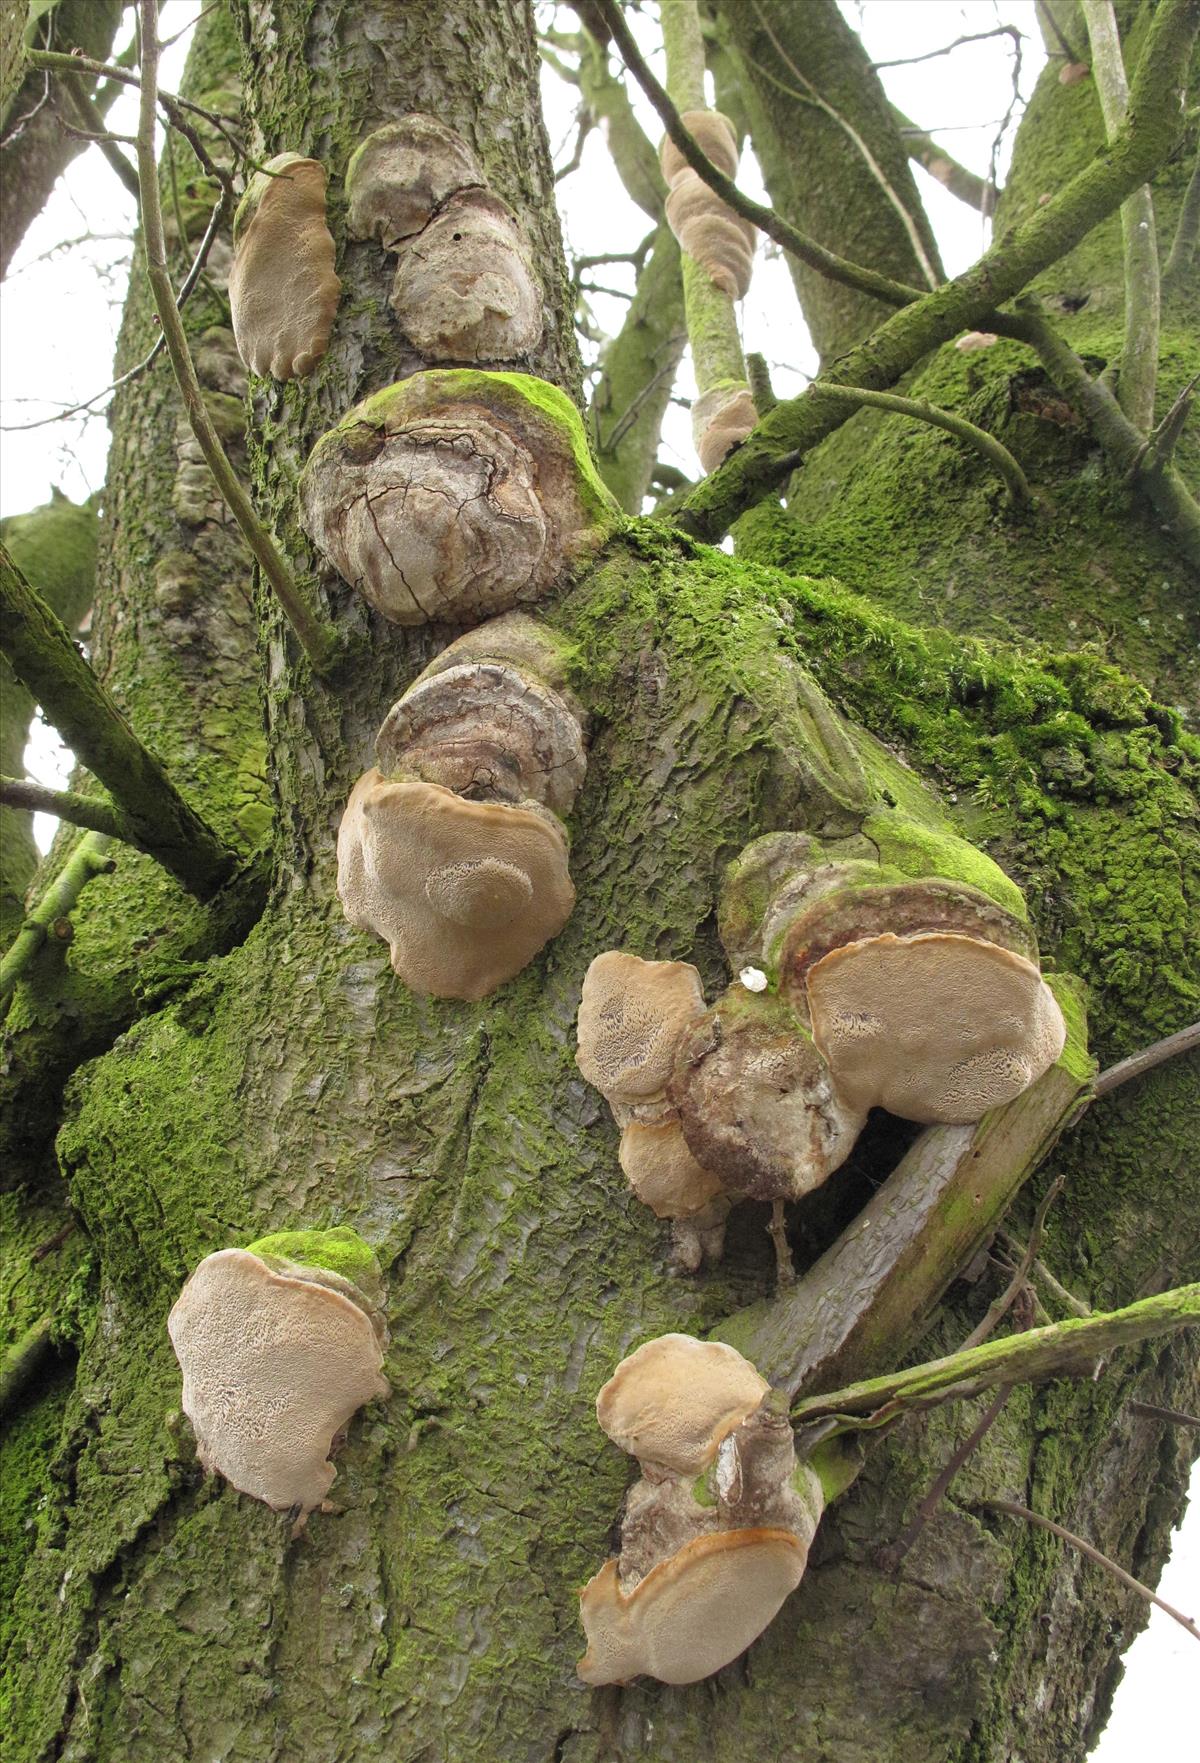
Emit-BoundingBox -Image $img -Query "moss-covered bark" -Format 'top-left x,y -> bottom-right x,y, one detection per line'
2,4 -> 1197,1762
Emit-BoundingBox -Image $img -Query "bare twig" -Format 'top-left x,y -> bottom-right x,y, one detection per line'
979,1498 -> 1200,1643
807,381 -> 1032,506
769,1199 -> 795,1290
891,109 -> 995,214
960,1177 -> 1065,1350
589,0 -> 923,310
60,72 -> 141,198
873,27 -> 1024,70
878,1387 -> 1014,1572
995,1232 -> 1091,1317
1135,373 -> 1199,477
1129,1401 -> 1200,1428
1094,1021 -> 1200,1096
1081,0 -> 1160,433
134,0 -> 337,673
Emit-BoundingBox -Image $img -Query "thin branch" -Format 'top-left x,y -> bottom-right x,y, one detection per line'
873,27 -> 1024,70
995,1232 -> 1091,1317
979,1498 -> 1200,1643
807,381 -> 1032,506
0,832 -> 115,1011
1136,373 -> 1199,476
1081,0 -> 1160,432
1093,1021 -> 1200,1096
960,1177 -> 1065,1350
1,185 -> 227,433
0,1316 -> 59,1422
589,0 -> 924,310
790,1285 -> 1200,1433
1039,3 -> 1087,67
1129,1401 -> 1200,1428
877,1387 -> 1014,1572
0,545 -> 237,898
134,1 -> 337,674
60,71 -> 142,197
891,108 -> 995,214
27,48 -> 250,172
1163,150 -> 1199,282
0,776 -> 125,841
674,0 -> 1200,544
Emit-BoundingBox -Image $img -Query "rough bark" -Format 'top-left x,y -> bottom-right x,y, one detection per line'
1,5 -> 1197,1763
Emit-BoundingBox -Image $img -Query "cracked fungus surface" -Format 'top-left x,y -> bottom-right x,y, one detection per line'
303,414 -> 548,625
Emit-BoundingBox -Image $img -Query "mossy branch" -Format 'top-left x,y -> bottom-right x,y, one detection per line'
1080,0 -> 1160,433
790,1285 -> 1200,1432
1163,148 -> 1199,283
0,831 -> 114,1011
891,107 -> 994,214
0,1315 -> 58,1422
133,0 -> 338,675
674,0 -> 1200,541
719,1050 -> 1092,1396
592,0 -> 923,309
0,775 -> 126,841
0,545 -> 237,899
807,381 -> 1032,506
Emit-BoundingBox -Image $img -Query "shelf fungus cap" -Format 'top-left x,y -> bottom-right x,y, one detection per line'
692,382 -> 758,476
577,1528 -> 807,1686
167,1248 -> 388,1516
576,952 -> 706,1108
345,115 -> 485,248
596,1333 -> 769,1476
300,370 -> 619,626
376,652 -> 585,817
388,188 -> 543,363
807,931 -> 1067,1123
337,769 -> 574,999
664,171 -> 757,299
659,111 -> 741,185
618,1117 -> 723,1219
229,154 -> 341,379
670,992 -> 866,1203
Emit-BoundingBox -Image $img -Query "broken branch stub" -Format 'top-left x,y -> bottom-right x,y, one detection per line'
229,153 -> 341,380
346,116 -> 543,362
299,370 -> 619,626
578,1334 -> 823,1685
167,1243 -> 388,1521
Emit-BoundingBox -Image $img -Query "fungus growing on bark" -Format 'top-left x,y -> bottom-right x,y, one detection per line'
691,381 -> 759,475
659,111 -> 756,299
719,811 -> 1066,1125
336,769 -> 574,999
346,116 -> 543,361
229,154 -> 341,379
578,1335 -> 824,1685
576,951 -> 706,1119
375,613 -> 586,817
669,988 -> 866,1203
299,371 -> 618,626
167,1241 -> 388,1522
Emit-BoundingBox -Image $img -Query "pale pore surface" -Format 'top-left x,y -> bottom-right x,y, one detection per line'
302,414 -> 549,626
618,1117 -> 724,1218
575,952 -> 706,1104
388,189 -> 543,362
807,931 -> 1067,1122
229,155 -> 341,380
167,1249 -> 388,1515
337,771 -> 574,1000
595,1333 -> 769,1475
577,1530 -> 808,1686
692,383 -> 759,474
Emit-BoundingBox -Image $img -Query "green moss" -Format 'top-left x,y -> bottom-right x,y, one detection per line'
861,807 -> 1028,919
244,1224 -> 381,1292
0,489 -> 98,634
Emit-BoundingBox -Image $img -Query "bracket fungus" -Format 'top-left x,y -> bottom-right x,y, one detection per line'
376,613 -> 587,818
721,812 -> 1067,1125
578,1334 -> 823,1685
691,381 -> 759,476
229,154 -> 341,379
300,370 -> 619,626
346,116 -> 543,362
167,1240 -> 388,1522
576,951 -> 864,1265
337,770 -> 574,1000
659,112 -> 757,300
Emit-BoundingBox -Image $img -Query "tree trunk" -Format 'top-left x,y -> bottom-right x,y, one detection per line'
2,4 -> 1196,1762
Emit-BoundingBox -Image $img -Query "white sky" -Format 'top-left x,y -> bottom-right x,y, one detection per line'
0,6 -> 1194,1750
